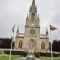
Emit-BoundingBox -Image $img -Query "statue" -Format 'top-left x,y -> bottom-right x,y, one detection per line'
29,43 -> 34,53
27,43 -> 35,59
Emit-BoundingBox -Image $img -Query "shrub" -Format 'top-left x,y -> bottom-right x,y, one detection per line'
4,51 -> 27,57
39,52 -> 59,57
4,51 -> 59,57
35,52 -> 40,58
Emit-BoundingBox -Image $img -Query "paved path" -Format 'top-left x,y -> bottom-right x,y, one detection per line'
16,57 -> 26,60
15,57 -> 40,60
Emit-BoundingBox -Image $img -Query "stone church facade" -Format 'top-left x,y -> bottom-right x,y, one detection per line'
14,0 -> 49,52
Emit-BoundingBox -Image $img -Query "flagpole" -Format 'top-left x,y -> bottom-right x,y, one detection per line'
9,25 -> 15,60
50,25 -> 57,60
50,30 -> 53,60
9,37 -> 13,60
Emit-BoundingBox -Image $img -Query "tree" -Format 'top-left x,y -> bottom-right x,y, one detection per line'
52,40 -> 60,52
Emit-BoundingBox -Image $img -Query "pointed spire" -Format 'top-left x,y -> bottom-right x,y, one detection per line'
38,14 -> 40,20
26,14 -> 28,19
16,26 -> 19,36
46,28 -> 48,34
46,28 -> 48,38
16,26 -> 19,35
29,0 -> 37,12
32,0 -> 35,7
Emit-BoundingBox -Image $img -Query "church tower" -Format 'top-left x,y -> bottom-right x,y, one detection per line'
15,0 -> 49,52
23,0 -> 40,51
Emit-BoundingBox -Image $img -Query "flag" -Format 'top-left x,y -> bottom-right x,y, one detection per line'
50,25 -> 57,31
12,25 -> 15,33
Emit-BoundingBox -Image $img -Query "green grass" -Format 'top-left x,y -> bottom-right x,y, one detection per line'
11,55 -> 23,60
40,56 -> 60,60
0,55 -> 60,60
0,55 -> 23,60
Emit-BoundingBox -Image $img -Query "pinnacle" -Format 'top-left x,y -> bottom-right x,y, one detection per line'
17,26 -> 19,33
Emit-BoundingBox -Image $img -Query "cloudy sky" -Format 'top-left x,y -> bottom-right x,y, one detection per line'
0,0 -> 60,41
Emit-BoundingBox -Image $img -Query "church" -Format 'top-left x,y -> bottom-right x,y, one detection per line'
14,0 -> 49,52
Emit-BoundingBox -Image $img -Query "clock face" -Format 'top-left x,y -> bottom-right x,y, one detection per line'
30,29 -> 35,34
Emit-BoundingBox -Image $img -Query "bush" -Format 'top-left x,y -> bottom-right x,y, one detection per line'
4,51 -> 59,57
39,52 -> 59,57
4,51 -> 27,57
35,52 -> 40,58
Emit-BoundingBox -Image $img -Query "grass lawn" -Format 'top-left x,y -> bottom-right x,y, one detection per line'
0,55 -> 60,60
0,55 -> 23,60
40,56 -> 60,60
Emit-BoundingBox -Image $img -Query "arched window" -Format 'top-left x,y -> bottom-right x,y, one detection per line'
41,42 -> 45,49
19,41 -> 22,48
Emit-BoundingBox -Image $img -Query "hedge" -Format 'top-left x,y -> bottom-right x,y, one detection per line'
35,52 -> 40,58
4,51 -> 27,57
4,51 -> 59,57
39,52 -> 59,57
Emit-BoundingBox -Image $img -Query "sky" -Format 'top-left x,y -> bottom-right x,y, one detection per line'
0,0 -> 60,42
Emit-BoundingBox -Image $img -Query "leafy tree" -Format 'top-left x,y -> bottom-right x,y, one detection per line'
52,40 -> 60,52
